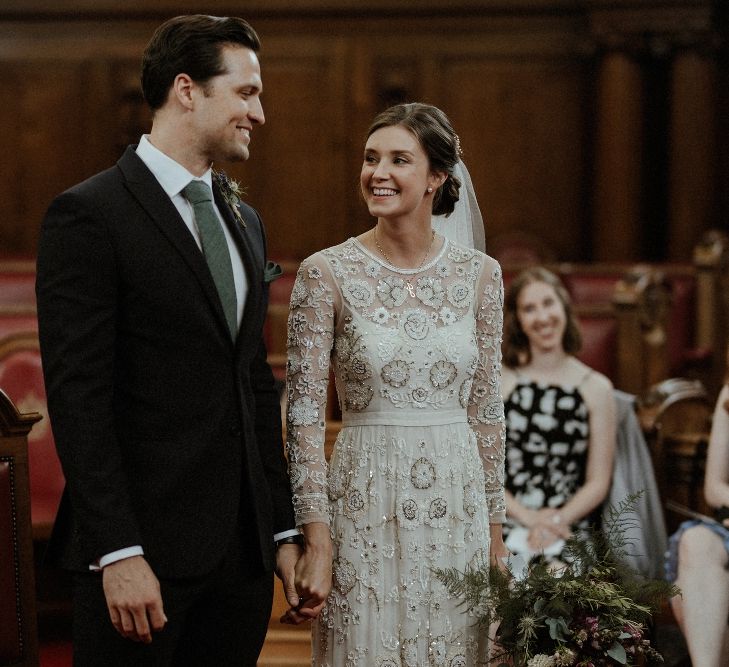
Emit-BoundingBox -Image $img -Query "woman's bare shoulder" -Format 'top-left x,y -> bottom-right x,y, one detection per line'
501,365 -> 518,400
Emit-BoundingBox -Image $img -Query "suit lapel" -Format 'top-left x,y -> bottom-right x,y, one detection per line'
117,147 -> 233,342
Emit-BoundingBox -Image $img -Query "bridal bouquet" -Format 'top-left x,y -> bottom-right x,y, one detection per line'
437,495 -> 677,666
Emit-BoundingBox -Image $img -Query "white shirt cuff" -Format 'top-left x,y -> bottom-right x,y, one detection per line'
90,545 -> 145,571
273,528 -> 301,543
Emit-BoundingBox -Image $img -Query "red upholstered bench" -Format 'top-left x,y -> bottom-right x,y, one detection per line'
574,309 -> 618,381
0,260 -> 36,312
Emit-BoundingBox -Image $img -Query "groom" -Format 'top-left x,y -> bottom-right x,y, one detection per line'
36,15 -> 302,666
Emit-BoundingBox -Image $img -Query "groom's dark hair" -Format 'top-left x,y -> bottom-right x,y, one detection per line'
141,14 -> 260,111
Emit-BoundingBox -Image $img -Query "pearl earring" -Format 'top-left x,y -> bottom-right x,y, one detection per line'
427,187 -> 433,193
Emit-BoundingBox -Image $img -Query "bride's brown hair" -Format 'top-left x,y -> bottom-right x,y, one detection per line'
367,103 -> 461,216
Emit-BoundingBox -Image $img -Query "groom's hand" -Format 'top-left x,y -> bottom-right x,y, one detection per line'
102,555 -> 167,643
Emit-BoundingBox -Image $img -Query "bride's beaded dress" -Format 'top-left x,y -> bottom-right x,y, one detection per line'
286,236 -> 506,667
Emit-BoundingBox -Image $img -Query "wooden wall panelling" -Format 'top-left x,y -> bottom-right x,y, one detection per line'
225,36 -> 352,261
0,19 -> 151,257
350,19 -> 592,260
0,60 -> 96,255
592,50 -> 643,262
667,50 -> 717,261
426,35 -> 590,261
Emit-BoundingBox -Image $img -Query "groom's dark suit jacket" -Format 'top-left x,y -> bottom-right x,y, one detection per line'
36,147 -> 295,578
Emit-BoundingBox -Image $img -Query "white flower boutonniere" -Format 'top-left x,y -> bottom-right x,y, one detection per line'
213,169 -> 246,229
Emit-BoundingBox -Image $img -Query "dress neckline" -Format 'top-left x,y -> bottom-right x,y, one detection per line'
506,376 -> 590,405
351,235 -> 450,275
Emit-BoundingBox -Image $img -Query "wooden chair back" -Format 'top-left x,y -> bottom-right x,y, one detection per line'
0,332 -> 64,539
641,378 -> 713,532
0,388 -> 41,667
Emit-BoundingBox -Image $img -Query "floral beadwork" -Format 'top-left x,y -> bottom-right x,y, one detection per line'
284,237 -> 505,665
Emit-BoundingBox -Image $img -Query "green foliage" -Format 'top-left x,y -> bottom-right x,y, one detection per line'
435,493 -> 679,667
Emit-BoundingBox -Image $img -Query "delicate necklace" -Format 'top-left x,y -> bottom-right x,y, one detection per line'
373,225 -> 436,298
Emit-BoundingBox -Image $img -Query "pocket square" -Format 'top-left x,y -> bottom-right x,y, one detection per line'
264,260 -> 283,283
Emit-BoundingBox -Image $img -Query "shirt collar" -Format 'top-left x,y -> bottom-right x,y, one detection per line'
136,135 -> 213,197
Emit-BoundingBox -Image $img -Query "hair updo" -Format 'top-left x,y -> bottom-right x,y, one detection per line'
366,103 -> 461,216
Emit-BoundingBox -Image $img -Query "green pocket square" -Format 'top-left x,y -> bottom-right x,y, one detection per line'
264,260 -> 283,283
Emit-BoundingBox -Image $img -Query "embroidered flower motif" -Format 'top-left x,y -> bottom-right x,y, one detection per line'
410,457 -> 436,489
295,375 -> 317,395
407,541 -> 423,559
347,353 -> 372,381
307,265 -> 322,280
402,638 -> 419,667
342,279 -> 374,308
333,556 -> 357,595
336,335 -> 352,362
435,262 -> 451,278
365,260 -> 381,278
377,276 -> 408,308
212,169 -> 246,228
447,281 -> 473,309
397,498 -> 420,528
415,276 -> 445,307
402,308 -> 430,340
439,306 -> 458,325
381,360 -> 411,388
459,378 -> 473,408
426,497 -> 449,528
371,307 -> 390,325
289,277 -> 308,308
430,360 -> 457,388
288,396 -> 319,426
424,540 -> 446,563
463,481 -> 478,518
289,462 -> 308,490
429,636 -> 447,665
411,386 -> 429,404
447,245 -> 474,263
477,395 -> 504,423
290,311 -> 307,333
345,489 -> 365,515
344,381 -> 373,411
472,384 -> 488,399
429,497 -> 448,520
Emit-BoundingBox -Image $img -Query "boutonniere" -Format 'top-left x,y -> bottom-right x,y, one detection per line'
264,260 -> 283,283
212,169 -> 247,229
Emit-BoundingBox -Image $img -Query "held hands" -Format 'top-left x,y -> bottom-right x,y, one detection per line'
489,528 -> 511,575
524,508 -> 571,551
278,523 -> 332,625
102,555 -> 167,643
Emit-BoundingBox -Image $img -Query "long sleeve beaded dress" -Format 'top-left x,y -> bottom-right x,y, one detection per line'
286,237 -> 506,667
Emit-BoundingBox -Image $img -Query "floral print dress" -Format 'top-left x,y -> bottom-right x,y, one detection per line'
286,237 -> 506,667
503,378 -> 593,562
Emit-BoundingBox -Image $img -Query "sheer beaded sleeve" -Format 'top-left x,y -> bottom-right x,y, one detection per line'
286,254 -> 336,526
468,256 -> 506,523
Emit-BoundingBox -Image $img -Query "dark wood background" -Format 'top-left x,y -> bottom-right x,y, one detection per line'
0,0 -> 726,264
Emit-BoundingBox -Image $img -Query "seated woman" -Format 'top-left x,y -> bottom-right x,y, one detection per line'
666,382 -> 729,667
501,267 -> 616,563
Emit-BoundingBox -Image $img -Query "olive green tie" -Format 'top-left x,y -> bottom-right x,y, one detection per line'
182,180 -> 238,339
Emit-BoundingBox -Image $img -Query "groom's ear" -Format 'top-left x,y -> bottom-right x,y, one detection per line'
171,73 -> 195,110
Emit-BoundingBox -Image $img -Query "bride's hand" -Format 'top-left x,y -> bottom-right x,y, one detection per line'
489,525 -> 510,574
